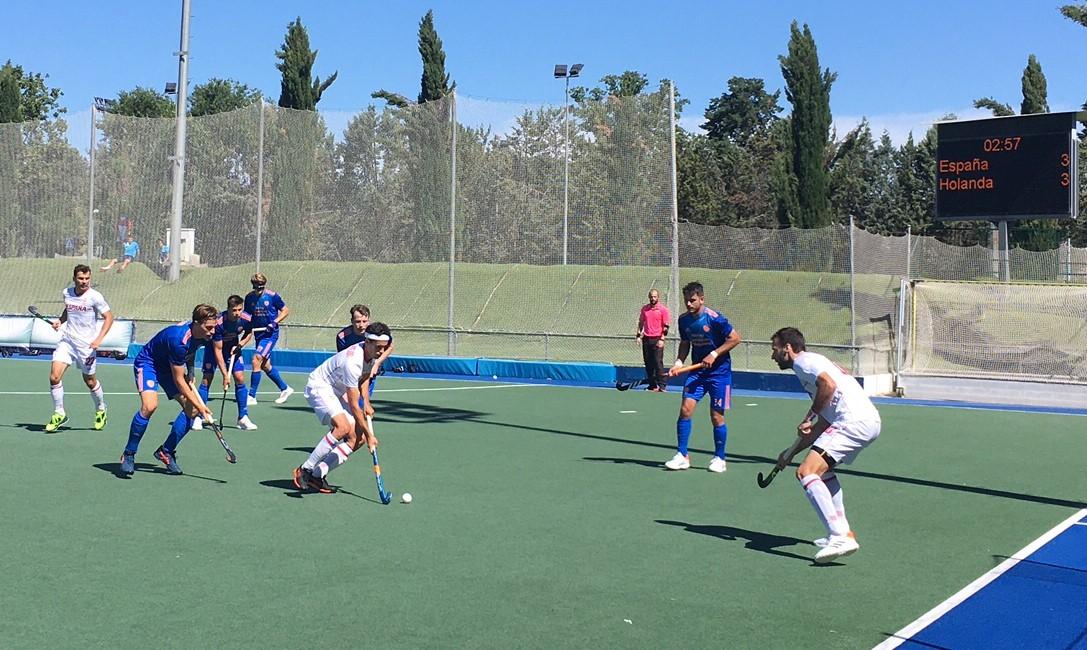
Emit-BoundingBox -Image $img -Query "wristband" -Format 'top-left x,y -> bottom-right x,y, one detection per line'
673,359 -> 684,367
708,350 -> 719,360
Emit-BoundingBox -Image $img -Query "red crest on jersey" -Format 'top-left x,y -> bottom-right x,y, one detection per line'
703,325 -> 710,332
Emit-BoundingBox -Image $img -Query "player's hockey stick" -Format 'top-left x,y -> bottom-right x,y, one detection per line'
365,416 -> 392,505
31,305 -> 98,365
190,380 -> 237,464
616,361 -> 706,391
27,305 -> 55,325
757,413 -> 819,488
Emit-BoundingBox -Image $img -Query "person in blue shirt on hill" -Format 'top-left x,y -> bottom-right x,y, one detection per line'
335,304 -> 395,399
664,281 -> 742,473
119,304 -> 218,477
191,295 -> 258,432
244,273 -> 293,405
101,234 -> 140,273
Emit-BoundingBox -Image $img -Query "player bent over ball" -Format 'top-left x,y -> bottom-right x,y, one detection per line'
770,327 -> 881,564
293,322 -> 392,493
118,305 -> 218,477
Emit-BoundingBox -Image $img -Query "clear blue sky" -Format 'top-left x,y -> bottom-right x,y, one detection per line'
4,0 -> 1084,144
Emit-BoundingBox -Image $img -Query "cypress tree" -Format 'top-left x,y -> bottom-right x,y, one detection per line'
418,10 -> 452,104
778,21 -> 836,228
0,65 -> 22,123
275,17 -> 337,110
1020,54 -> 1049,114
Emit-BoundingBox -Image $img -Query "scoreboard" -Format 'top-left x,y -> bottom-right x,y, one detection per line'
935,112 -> 1080,221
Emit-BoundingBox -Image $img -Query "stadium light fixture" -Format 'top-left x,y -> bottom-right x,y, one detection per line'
554,62 -> 584,265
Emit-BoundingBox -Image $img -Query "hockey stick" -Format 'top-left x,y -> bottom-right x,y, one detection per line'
189,380 -> 237,464
365,415 -> 392,505
27,305 -> 55,325
757,413 -> 818,488
616,361 -> 705,391
31,304 -> 98,365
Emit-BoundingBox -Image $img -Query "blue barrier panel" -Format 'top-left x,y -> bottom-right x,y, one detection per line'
478,358 -> 615,383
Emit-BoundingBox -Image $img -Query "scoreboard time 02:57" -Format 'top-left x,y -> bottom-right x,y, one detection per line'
935,111 -> 1080,221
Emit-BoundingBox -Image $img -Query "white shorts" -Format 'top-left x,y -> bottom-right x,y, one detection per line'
52,338 -> 96,375
304,381 -> 354,427
813,417 -> 881,466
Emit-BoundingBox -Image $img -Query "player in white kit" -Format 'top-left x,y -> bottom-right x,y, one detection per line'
45,265 -> 115,432
292,322 -> 392,493
770,327 -> 881,563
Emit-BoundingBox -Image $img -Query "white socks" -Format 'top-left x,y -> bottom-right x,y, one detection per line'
90,381 -> 106,411
50,383 -> 64,413
303,433 -> 338,471
313,442 -> 353,479
800,474 -> 850,536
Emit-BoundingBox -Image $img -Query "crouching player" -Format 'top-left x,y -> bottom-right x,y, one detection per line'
293,322 -> 392,493
770,327 -> 881,563
119,305 -> 217,477
193,295 -> 258,431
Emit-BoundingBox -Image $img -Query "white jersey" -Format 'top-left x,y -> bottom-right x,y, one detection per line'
308,344 -> 374,397
61,287 -> 110,346
792,351 -> 879,424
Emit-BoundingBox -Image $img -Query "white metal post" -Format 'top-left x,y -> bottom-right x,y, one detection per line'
849,215 -> 857,373
166,0 -> 191,282
86,104 -> 96,263
562,75 -> 570,266
668,81 -> 680,356
448,92 -> 458,355
255,99 -> 265,271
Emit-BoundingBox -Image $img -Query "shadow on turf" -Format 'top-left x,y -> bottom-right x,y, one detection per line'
7,422 -> 94,433
258,478 -> 381,504
91,462 -> 227,483
656,519 -> 825,563
276,399 -> 1087,511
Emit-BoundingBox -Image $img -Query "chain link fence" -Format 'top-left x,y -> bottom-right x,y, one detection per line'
0,91 -> 1084,378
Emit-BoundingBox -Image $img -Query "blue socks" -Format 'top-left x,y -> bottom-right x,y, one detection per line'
163,411 -> 193,454
713,423 -> 729,459
266,366 -> 288,391
197,382 -> 210,406
235,383 -> 248,418
125,411 -> 150,454
676,418 -> 692,455
249,372 -> 262,397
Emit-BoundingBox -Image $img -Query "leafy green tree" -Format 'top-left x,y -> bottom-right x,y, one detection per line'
1020,54 -> 1049,114
111,87 -> 175,118
417,10 -> 453,104
275,17 -> 337,111
778,21 -> 836,228
190,78 -> 261,117
0,60 -> 63,122
702,77 -> 782,145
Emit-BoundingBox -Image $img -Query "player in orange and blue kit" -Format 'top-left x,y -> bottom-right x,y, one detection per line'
193,295 -> 257,431
120,304 -> 218,477
663,281 -> 742,473
335,304 -> 394,400
244,273 -> 293,405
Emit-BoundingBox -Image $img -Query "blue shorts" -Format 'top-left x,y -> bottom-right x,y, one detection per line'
202,352 -> 245,377
254,332 -> 279,359
682,372 -> 732,413
134,362 -> 180,399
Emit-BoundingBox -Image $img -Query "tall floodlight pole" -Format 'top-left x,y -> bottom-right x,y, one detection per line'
86,103 -> 97,263
167,0 -> 191,282
554,63 -> 583,265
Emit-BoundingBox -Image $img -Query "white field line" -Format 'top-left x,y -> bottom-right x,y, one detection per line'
873,508 -> 1087,649
0,383 -> 542,397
